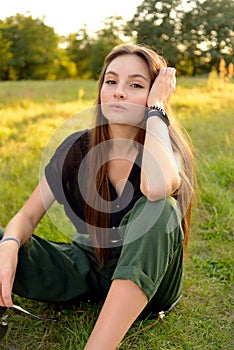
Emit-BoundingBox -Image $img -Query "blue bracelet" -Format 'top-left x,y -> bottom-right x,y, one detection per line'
0,237 -> 21,249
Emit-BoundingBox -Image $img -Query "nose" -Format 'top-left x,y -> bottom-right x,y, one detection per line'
114,85 -> 127,100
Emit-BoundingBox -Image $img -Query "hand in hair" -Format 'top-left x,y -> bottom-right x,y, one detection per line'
147,67 -> 176,108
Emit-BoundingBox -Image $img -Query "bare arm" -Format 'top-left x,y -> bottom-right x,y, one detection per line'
140,68 -> 181,200
84,279 -> 148,350
3,176 -> 54,245
0,176 -> 55,306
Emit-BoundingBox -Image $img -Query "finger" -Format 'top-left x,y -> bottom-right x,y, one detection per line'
158,68 -> 167,77
172,74 -> 176,90
167,67 -> 176,73
165,68 -> 176,90
165,67 -> 176,77
159,68 -> 176,86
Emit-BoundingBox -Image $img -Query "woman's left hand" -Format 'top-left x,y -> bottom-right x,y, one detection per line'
147,67 -> 176,108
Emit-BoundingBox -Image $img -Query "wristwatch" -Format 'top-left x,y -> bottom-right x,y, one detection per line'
145,106 -> 170,127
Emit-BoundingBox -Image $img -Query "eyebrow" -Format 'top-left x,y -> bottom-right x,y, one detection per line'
105,70 -> 149,82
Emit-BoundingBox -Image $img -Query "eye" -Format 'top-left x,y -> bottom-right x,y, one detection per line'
131,83 -> 144,89
105,79 -> 116,85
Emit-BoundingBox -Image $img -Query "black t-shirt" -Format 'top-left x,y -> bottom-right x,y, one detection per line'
45,129 -> 143,239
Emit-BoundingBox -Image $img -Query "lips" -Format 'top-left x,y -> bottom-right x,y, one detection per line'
109,103 -> 127,110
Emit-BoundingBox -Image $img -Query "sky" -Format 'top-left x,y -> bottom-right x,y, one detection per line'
0,0 -> 143,36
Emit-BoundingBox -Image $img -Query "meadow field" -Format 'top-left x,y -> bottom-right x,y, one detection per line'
0,77 -> 233,349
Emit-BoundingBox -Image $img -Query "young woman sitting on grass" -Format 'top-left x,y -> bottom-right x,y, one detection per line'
0,44 -> 195,349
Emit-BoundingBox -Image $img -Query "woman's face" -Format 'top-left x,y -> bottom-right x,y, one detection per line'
100,54 -> 151,126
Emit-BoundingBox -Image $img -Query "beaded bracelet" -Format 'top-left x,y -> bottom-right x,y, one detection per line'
0,237 -> 21,249
145,106 -> 170,127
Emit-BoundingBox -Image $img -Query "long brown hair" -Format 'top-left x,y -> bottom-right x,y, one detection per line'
85,44 -> 195,266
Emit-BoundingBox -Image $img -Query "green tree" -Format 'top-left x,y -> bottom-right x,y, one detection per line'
0,29 -> 13,80
89,16 -> 125,79
66,26 -> 94,79
0,14 -> 59,80
180,0 -> 234,75
54,47 -> 78,79
126,0 -> 234,75
125,0 -> 182,66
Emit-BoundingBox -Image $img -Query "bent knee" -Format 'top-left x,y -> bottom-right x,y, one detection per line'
121,196 -> 182,245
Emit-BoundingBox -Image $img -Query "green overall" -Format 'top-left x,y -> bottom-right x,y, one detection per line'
1,196 -> 183,315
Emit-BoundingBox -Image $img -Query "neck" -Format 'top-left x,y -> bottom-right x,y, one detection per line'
107,123 -> 139,157
108,123 -> 139,140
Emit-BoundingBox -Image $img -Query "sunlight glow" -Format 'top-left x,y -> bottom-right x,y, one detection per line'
0,0 -> 143,35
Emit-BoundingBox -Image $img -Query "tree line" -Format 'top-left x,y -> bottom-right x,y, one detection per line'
0,0 -> 233,80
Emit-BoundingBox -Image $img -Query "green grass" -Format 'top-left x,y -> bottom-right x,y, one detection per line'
0,77 -> 233,349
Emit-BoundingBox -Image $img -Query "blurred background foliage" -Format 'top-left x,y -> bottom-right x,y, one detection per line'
0,0 -> 233,80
